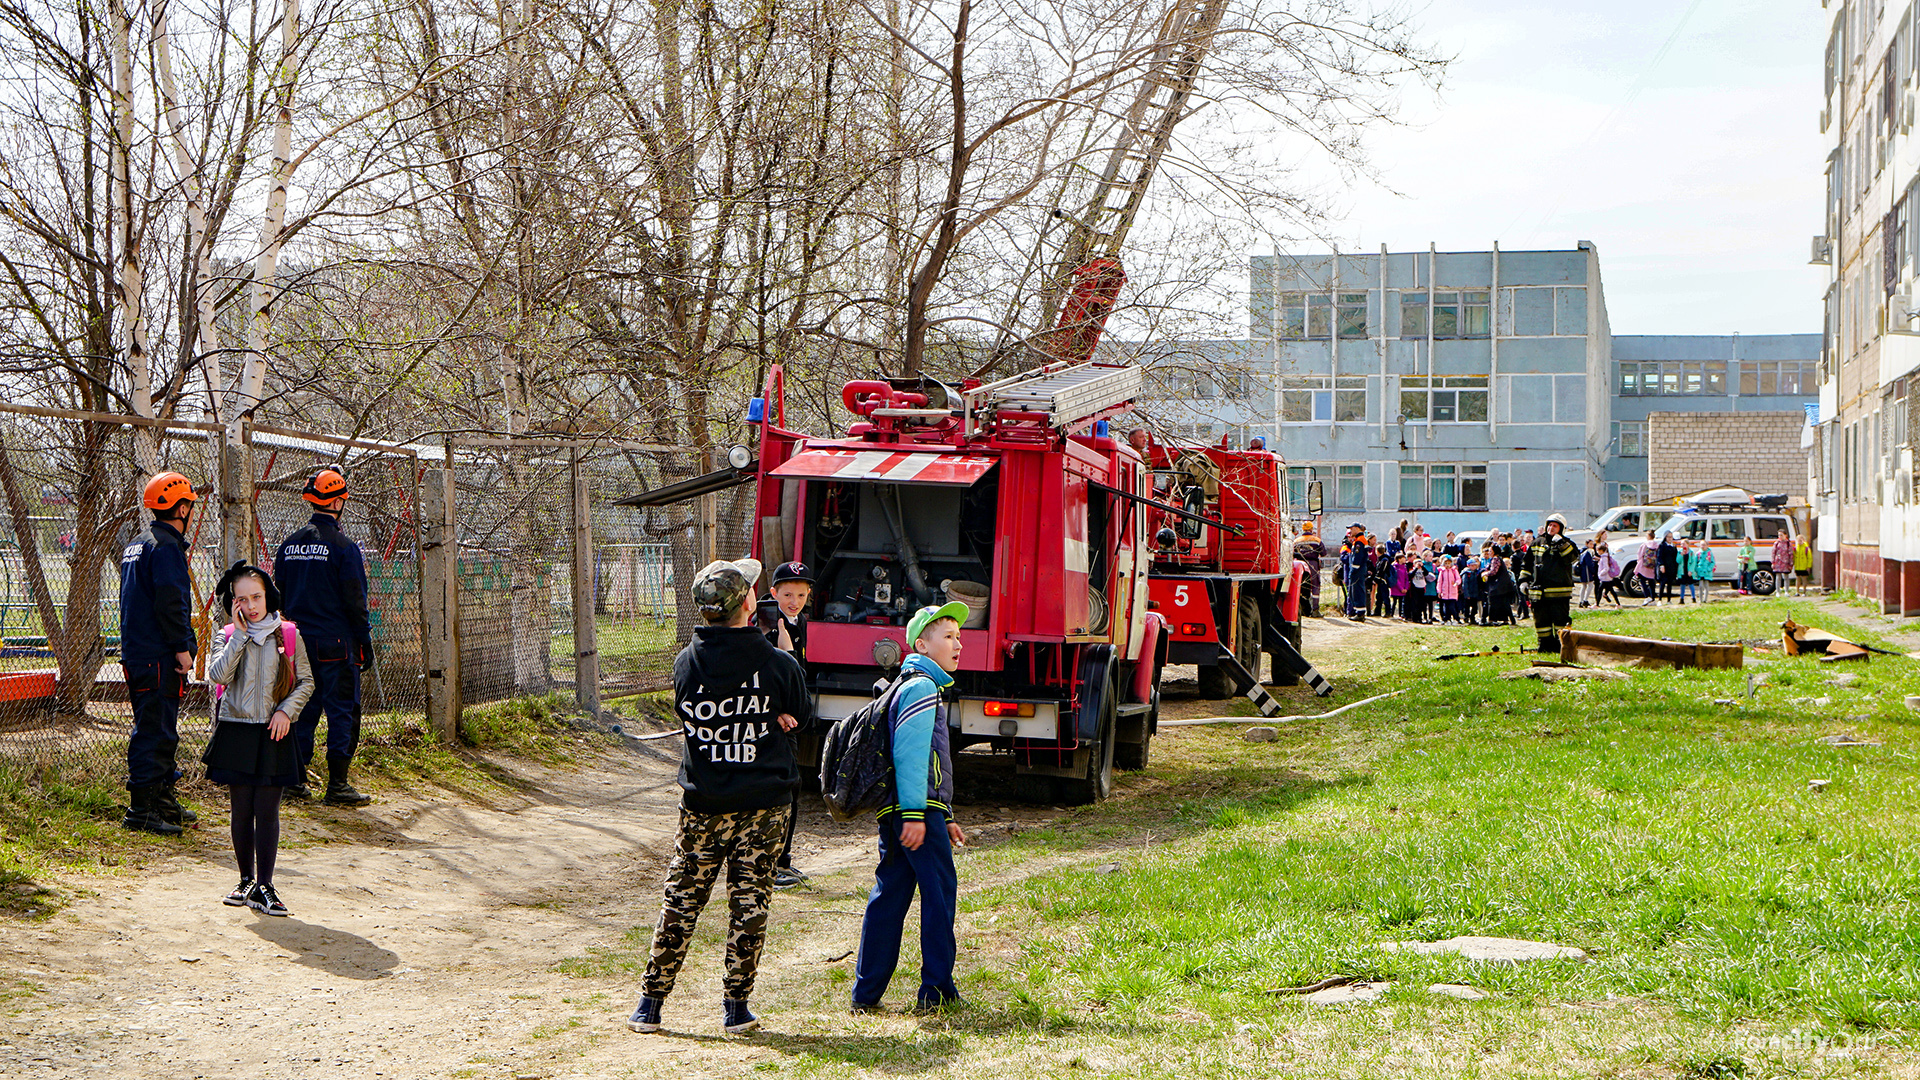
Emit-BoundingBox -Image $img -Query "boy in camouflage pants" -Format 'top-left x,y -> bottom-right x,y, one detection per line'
627,558 -> 812,1036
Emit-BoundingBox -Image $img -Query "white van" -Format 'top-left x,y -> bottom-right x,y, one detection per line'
1565,505 -> 1679,546
1610,503 -> 1797,597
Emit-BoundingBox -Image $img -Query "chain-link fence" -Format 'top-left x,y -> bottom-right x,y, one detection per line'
0,410 -> 423,789
446,443 -> 754,708
0,410 -> 767,791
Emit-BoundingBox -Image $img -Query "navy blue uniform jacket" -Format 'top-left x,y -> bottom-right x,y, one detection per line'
274,513 -> 373,656
119,519 -> 198,664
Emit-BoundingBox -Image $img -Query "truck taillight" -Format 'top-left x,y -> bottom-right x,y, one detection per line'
982,701 -> 1034,718
1180,622 -> 1206,636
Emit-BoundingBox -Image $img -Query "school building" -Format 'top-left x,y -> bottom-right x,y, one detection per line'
1132,244 -> 1819,537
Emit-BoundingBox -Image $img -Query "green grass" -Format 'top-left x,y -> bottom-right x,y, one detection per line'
912,598 -> 1920,1073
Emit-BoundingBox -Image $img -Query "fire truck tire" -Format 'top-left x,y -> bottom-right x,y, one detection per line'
1060,664 -> 1117,804
1270,618 -> 1302,687
1196,595 -> 1263,699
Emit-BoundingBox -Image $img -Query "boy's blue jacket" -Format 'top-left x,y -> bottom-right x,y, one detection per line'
118,519 -> 197,663
884,652 -> 954,822
273,512 -> 372,657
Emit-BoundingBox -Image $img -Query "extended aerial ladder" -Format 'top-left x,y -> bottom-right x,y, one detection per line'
1017,0 -> 1233,367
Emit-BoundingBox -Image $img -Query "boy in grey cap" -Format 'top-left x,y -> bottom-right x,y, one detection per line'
627,558 -> 811,1036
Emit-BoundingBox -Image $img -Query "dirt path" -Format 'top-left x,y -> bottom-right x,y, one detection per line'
0,737 -> 1130,1078
0,616 -> 1425,1080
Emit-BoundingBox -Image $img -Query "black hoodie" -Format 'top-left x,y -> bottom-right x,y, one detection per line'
670,625 -> 814,814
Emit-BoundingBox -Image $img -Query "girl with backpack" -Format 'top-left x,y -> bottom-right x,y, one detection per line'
202,563 -> 311,916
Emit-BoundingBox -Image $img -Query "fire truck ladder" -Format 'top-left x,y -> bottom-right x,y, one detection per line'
1032,0 -> 1230,333
965,360 -> 1145,436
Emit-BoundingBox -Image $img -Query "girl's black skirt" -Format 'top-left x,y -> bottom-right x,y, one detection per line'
201,720 -> 302,787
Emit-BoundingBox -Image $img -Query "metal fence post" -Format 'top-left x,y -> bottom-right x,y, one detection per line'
571,449 -> 600,715
421,466 -> 461,738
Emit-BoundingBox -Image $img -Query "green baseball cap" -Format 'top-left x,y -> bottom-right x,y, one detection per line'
906,601 -> 970,648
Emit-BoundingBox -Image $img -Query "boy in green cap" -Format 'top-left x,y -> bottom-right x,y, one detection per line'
851,601 -> 970,1013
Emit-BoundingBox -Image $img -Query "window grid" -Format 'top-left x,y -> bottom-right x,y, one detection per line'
1398,463 -> 1488,510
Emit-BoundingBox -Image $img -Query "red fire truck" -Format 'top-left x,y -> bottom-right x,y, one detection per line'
726,362 -> 1169,802
1140,440 -> 1306,699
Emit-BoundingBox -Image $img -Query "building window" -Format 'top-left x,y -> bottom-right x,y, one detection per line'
1400,376 -> 1489,423
1336,464 -> 1364,509
1618,360 -> 1727,396
1738,360 -> 1818,396
1280,376 -> 1366,423
1611,481 -> 1647,506
1612,420 -> 1647,457
1337,293 -> 1368,338
1278,292 -> 1344,339
1398,463 -> 1488,510
1398,291 -> 1489,338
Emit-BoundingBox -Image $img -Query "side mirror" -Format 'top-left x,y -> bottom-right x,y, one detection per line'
1178,486 -> 1204,539
1307,480 -> 1324,516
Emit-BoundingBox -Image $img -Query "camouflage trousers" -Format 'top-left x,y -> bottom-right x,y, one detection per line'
641,802 -> 791,1000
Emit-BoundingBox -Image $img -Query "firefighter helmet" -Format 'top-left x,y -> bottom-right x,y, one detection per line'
1544,512 -> 1569,534
302,468 -> 350,506
142,471 -> 196,512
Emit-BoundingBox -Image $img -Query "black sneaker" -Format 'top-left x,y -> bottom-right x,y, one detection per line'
627,995 -> 664,1033
224,878 -> 255,906
247,882 -> 289,917
772,866 -> 808,889
284,784 -> 312,801
722,998 -> 759,1035
849,1000 -> 884,1015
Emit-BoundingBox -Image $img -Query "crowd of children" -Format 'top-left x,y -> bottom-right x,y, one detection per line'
1332,518 -> 1819,620
1335,521 -> 1553,626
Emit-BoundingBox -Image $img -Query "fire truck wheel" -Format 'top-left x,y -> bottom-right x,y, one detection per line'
1060,663 -> 1117,804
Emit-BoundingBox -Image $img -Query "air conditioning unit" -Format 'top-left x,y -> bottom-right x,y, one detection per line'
1811,235 -> 1833,265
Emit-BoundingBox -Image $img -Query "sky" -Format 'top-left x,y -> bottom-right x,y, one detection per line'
1302,0 -> 1832,336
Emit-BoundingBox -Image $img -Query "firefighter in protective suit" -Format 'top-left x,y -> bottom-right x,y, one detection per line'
119,472 -> 201,834
272,469 -> 375,805
1531,513 -> 1580,657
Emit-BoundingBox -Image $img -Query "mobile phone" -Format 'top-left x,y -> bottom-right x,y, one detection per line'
754,597 -> 781,633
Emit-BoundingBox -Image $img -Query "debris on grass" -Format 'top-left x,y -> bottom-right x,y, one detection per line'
1560,629 -> 1743,670
1781,619 -> 1900,662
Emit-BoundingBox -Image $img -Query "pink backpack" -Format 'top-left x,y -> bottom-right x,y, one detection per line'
212,621 -> 298,712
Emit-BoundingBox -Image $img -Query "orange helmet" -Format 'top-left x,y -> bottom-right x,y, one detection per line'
142,471 -> 196,512
302,468 -> 349,505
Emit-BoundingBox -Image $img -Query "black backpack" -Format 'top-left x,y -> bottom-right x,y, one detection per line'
818,671 -> 929,822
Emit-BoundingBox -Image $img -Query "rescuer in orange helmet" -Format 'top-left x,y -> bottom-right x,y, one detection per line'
117,471 -> 201,834
271,468 -> 374,805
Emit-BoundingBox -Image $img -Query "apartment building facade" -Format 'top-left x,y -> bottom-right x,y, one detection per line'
1817,0 -> 1920,610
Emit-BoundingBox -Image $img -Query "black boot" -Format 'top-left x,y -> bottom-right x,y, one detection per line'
323,756 -> 373,807
154,779 -> 197,827
122,786 -> 183,836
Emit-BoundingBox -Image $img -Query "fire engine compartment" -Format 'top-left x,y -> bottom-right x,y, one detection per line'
804,471 -> 1000,628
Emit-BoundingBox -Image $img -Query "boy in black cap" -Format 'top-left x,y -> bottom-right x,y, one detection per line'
758,561 -> 814,889
628,558 -> 812,1037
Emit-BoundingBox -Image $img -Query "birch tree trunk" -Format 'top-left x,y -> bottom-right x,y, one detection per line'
152,0 -> 224,424
110,0 -> 160,475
